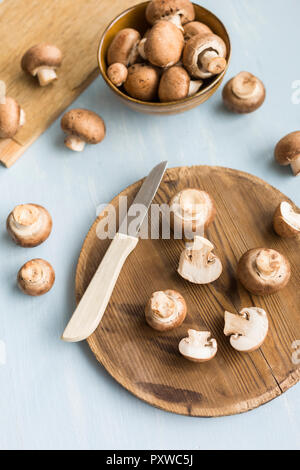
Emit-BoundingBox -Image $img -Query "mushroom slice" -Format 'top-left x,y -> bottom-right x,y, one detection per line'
21,44 -> 62,86
0,97 -> 25,139
124,64 -> 160,102
158,66 -> 190,102
146,0 -> 195,28
7,204 -> 52,247
275,131 -> 300,176
18,259 -> 55,296
183,21 -> 212,41
178,236 -> 222,284
170,189 -> 216,240
237,248 -> 291,295
222,72 -> 266,114
179,329 -> 217,362
145,290 -> 187,331
273,201 -> 300,238
224,308 -> 269,353
107,63 -> 128,87
145,21 -> 184,68
183,33 -> 227,79
107,28 -> 141,67
61,109 -> 106,152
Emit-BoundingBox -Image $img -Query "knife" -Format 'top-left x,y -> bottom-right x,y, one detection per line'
62,161 -> 168,342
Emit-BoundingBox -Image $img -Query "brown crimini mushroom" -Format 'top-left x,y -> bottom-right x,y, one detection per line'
273,201 -> 300,238
124,64 -> 160,101
7,204 -> 52,247
145,290 -> 187,331
107,63 -> 128,87
145,21 -> 184,68
61,109 -> 106,152
222,72 -> 266,114
183,21 -> 212,41
237,248 -> 291,295
274,131 -> 300,176
158,66 -> 190,102
0,97 -> 25,139
17,259 -> 55,296
183,33 -> 227,79
179,330 -> 217,362
107,28 -> 141,67
21,44 -> 62,87
224,308 -> 269,353
146,0 -> 195,28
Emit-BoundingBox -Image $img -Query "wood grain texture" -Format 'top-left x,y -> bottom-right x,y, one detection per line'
0,0 -> 140,168
76,166 -> 300,417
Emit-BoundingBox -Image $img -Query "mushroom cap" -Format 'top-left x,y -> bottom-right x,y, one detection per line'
0,97 -> 22,139
107,28 -> 141,66
183,21 -> 212,41
237,248 -> 291,295
273,201 -> 300,238
124,64 -> 160,101
107,63 -> 128,87
145,21 -> 184,68
222,72 -> 266,114
146,0 -> 195,25
179,329 -> 217,362
61,109 -> 106,144
145,289 -> 187,331
6,203 -> 52,247
274,131 -> 300,166
224,308 -> 269,353
21,44 -> 62,75
158,66 -> 190,102
183,33 -> 227,79
17,259 -> 55,296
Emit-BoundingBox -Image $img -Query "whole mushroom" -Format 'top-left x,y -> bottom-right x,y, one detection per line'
179,329 -> 217,362
237,248 -> 291,295
107,28 -> 141,67
159,66 -> 202,102
107,63 -> 128,87
0,97 -> 25,139
222,72 -> 266,113
146,0 -> 195,29
18,259 -> 55,296
7,204 -> 52,247
224,308 -> 269,353
183,21 -> 212,41
145,21 -> 184,68
21,44 -> 62,87
145,290 -> 187,331
178,236 -> 222,284
61,109 -> 106,152
124,64 -> 160,101
273,201 -> 300,238
274,131 -> 300,176
183,33 -> 227,79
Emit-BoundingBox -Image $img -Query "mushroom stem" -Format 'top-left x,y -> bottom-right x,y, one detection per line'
188,80 -> 203,96
168,13 -> 184,31
200,50 -> 226,74
291,156 -> 300,176
37,68 -> 57,87
19,108 -> 26,127
64,135 -> 86,152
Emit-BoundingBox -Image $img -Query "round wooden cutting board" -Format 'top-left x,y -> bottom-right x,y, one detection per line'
75,166 -> 300,417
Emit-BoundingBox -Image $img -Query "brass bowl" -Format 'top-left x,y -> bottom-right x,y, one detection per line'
98,1 -> 231,115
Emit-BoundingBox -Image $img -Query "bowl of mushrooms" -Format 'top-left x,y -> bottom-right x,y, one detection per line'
98,1 -> 231,114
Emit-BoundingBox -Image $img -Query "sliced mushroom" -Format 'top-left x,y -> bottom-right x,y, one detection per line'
273,201 -> 300,238
61,109 -> 106,152
107,63 -> 128,87
146,0 -> 195,28
6,204 -> 52,247
124,64 -> 160,101
222,72 -> 266,113
21,44 -> 62,86
224,308 -> 269,353
145,290 -> 187,331
178,236 -> 222,284
183,33 -> 227,79
145,21 -> 184,68
183,21 -> 212,41
179,329 -> 217,362
0,97 -> 25,139
170,189 -> 216,240
158,66 -> 190,102
274,131 -> 300,176
17,259 -> 55,296
237,248 -> 291,295
107,28 -> 141,67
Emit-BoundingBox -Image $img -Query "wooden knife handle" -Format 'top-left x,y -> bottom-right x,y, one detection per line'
62,232 -> 138,342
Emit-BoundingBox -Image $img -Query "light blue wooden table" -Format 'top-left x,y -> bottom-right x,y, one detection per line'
1,0 -> 299,450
